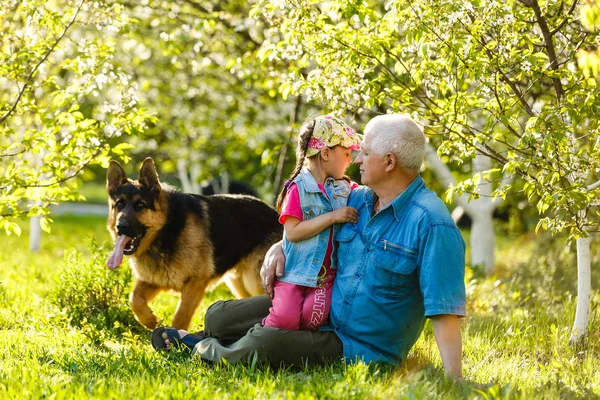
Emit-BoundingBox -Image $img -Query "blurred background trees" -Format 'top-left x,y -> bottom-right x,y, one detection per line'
113,0 -> 297,198
254,0 -> 600,341
1,0 -> 598,340
0,0 -> 152,235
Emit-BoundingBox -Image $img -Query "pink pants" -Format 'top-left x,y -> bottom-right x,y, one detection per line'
262,267 -> 336,331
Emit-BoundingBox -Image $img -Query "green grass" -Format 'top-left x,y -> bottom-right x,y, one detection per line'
1,216 -> 599,399
74,181 -> 110,204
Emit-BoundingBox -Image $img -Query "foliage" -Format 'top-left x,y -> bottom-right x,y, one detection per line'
73,180 -> 111,204
111,0 -> 302,198
1,216 -> 599,398
578,0 -> 600,77
49,238 -> 143,340
257,0 -> 600,240
0,0 -> 154,235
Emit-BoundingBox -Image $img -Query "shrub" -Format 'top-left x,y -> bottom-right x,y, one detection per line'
49,238 -> 144,339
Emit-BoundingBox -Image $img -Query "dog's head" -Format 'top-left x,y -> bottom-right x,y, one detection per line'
106,157 -> 165,269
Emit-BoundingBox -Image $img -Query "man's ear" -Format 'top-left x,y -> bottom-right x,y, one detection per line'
107,160 -> 128,196
138,157 -> 161,196
385,153 -> 397,172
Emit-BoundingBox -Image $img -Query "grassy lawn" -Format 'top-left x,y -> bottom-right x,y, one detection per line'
0,215 -> 599,399
74,180 -> 112,204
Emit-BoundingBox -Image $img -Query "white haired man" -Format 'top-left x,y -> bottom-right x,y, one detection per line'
152,114 -> 466,378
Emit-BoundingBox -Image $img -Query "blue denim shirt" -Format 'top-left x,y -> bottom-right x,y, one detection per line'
326,176 -> 466,365
280,167 -> 351,287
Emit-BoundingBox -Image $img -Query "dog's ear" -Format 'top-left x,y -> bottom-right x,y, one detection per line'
138,157 -> 161,196
107,160 -> 128,196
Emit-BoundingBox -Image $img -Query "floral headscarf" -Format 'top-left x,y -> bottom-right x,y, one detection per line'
306,115 -> 362,157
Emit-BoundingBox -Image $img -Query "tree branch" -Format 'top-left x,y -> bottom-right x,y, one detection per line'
0,148 -> 27,158
326,33 -> 441,112
0,127 -> 118,190
424,142 -> 472,211
273,95 -> 302,201
0,0 -> 84,125
587,179 -> 600,191
458,16 -> 536,116
550,0 -> 579,36
180,0 -> 261,47
527,0 -> 565,100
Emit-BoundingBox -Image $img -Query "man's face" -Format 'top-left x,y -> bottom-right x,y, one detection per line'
354,132 -> 387,187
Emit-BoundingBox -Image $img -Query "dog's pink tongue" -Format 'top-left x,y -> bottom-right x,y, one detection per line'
106,235 -> 131,269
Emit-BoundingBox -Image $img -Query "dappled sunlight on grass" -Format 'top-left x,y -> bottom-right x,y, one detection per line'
0,216 -> 599,398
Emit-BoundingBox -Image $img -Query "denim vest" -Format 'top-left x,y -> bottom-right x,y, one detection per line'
280,167 -> 351,287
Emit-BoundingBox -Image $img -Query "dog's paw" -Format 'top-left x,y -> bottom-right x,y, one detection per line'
139,315 -> 158,330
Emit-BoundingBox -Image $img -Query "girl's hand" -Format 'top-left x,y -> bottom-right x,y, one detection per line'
331,206 -> 359,224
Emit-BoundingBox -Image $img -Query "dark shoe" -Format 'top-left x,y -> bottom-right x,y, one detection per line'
151,327 -> 209,352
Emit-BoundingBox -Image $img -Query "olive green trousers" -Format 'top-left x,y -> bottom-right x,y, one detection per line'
193,295 -> 343,367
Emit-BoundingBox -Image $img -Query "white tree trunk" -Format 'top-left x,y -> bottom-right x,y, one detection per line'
29,215 -> 41,252
176,159 -> 201,194
570,236 -> 591,343
469,208 -> 495,270
425,144 -> 509,273
29,153 -> 42,252
211,171 -> 229,194
177,159 -> 192,192
566,117 -> 593,344
468,154 -> 496,272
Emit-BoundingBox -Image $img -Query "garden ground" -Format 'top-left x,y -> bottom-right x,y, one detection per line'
0,213 -> 599,399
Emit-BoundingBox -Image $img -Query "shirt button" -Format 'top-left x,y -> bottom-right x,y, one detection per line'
355,273 -> 360,278
344,300 -> 349,305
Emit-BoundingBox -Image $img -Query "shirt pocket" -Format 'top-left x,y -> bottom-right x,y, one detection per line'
335,225 -> 358,268
371,240 -> 418,301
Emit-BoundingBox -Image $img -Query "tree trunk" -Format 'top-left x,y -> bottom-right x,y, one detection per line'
29,215 -> 41,252
211,171 -> 229,194
176,159 -> 201,194
469,207 -> 495,270
29,153 -> 42,252
424,145 -> 506,273
469,154 -> 497,273
273,96 -> 302,204
570,236 -> 591,343
177,159 -> 192,193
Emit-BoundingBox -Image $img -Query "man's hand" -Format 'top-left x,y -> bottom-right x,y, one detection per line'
431,314 -> 463,379
260,240 -> 284,298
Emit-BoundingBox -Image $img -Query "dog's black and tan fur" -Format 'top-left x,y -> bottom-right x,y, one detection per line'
106,158 -> 282,330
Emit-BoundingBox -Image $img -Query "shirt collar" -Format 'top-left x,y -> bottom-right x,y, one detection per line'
363,175 -> 424,222
298,167 -> 340,193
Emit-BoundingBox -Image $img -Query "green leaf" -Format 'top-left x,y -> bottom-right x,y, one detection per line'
79,119 -> 96,129
40,217 -> 52,233
52,92 -> 67,108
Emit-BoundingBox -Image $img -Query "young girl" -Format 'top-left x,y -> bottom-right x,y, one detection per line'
262,115 -> 361,331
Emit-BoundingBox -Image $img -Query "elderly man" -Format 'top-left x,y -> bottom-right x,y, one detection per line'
152,114 -> 466,378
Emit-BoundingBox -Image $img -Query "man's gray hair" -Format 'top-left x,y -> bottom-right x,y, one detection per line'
365,114 -> 426,169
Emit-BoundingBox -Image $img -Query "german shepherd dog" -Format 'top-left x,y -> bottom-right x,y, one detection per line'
106,158 -> 282,330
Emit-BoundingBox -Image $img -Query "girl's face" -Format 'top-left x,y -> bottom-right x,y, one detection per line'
323,146 -> 353,179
